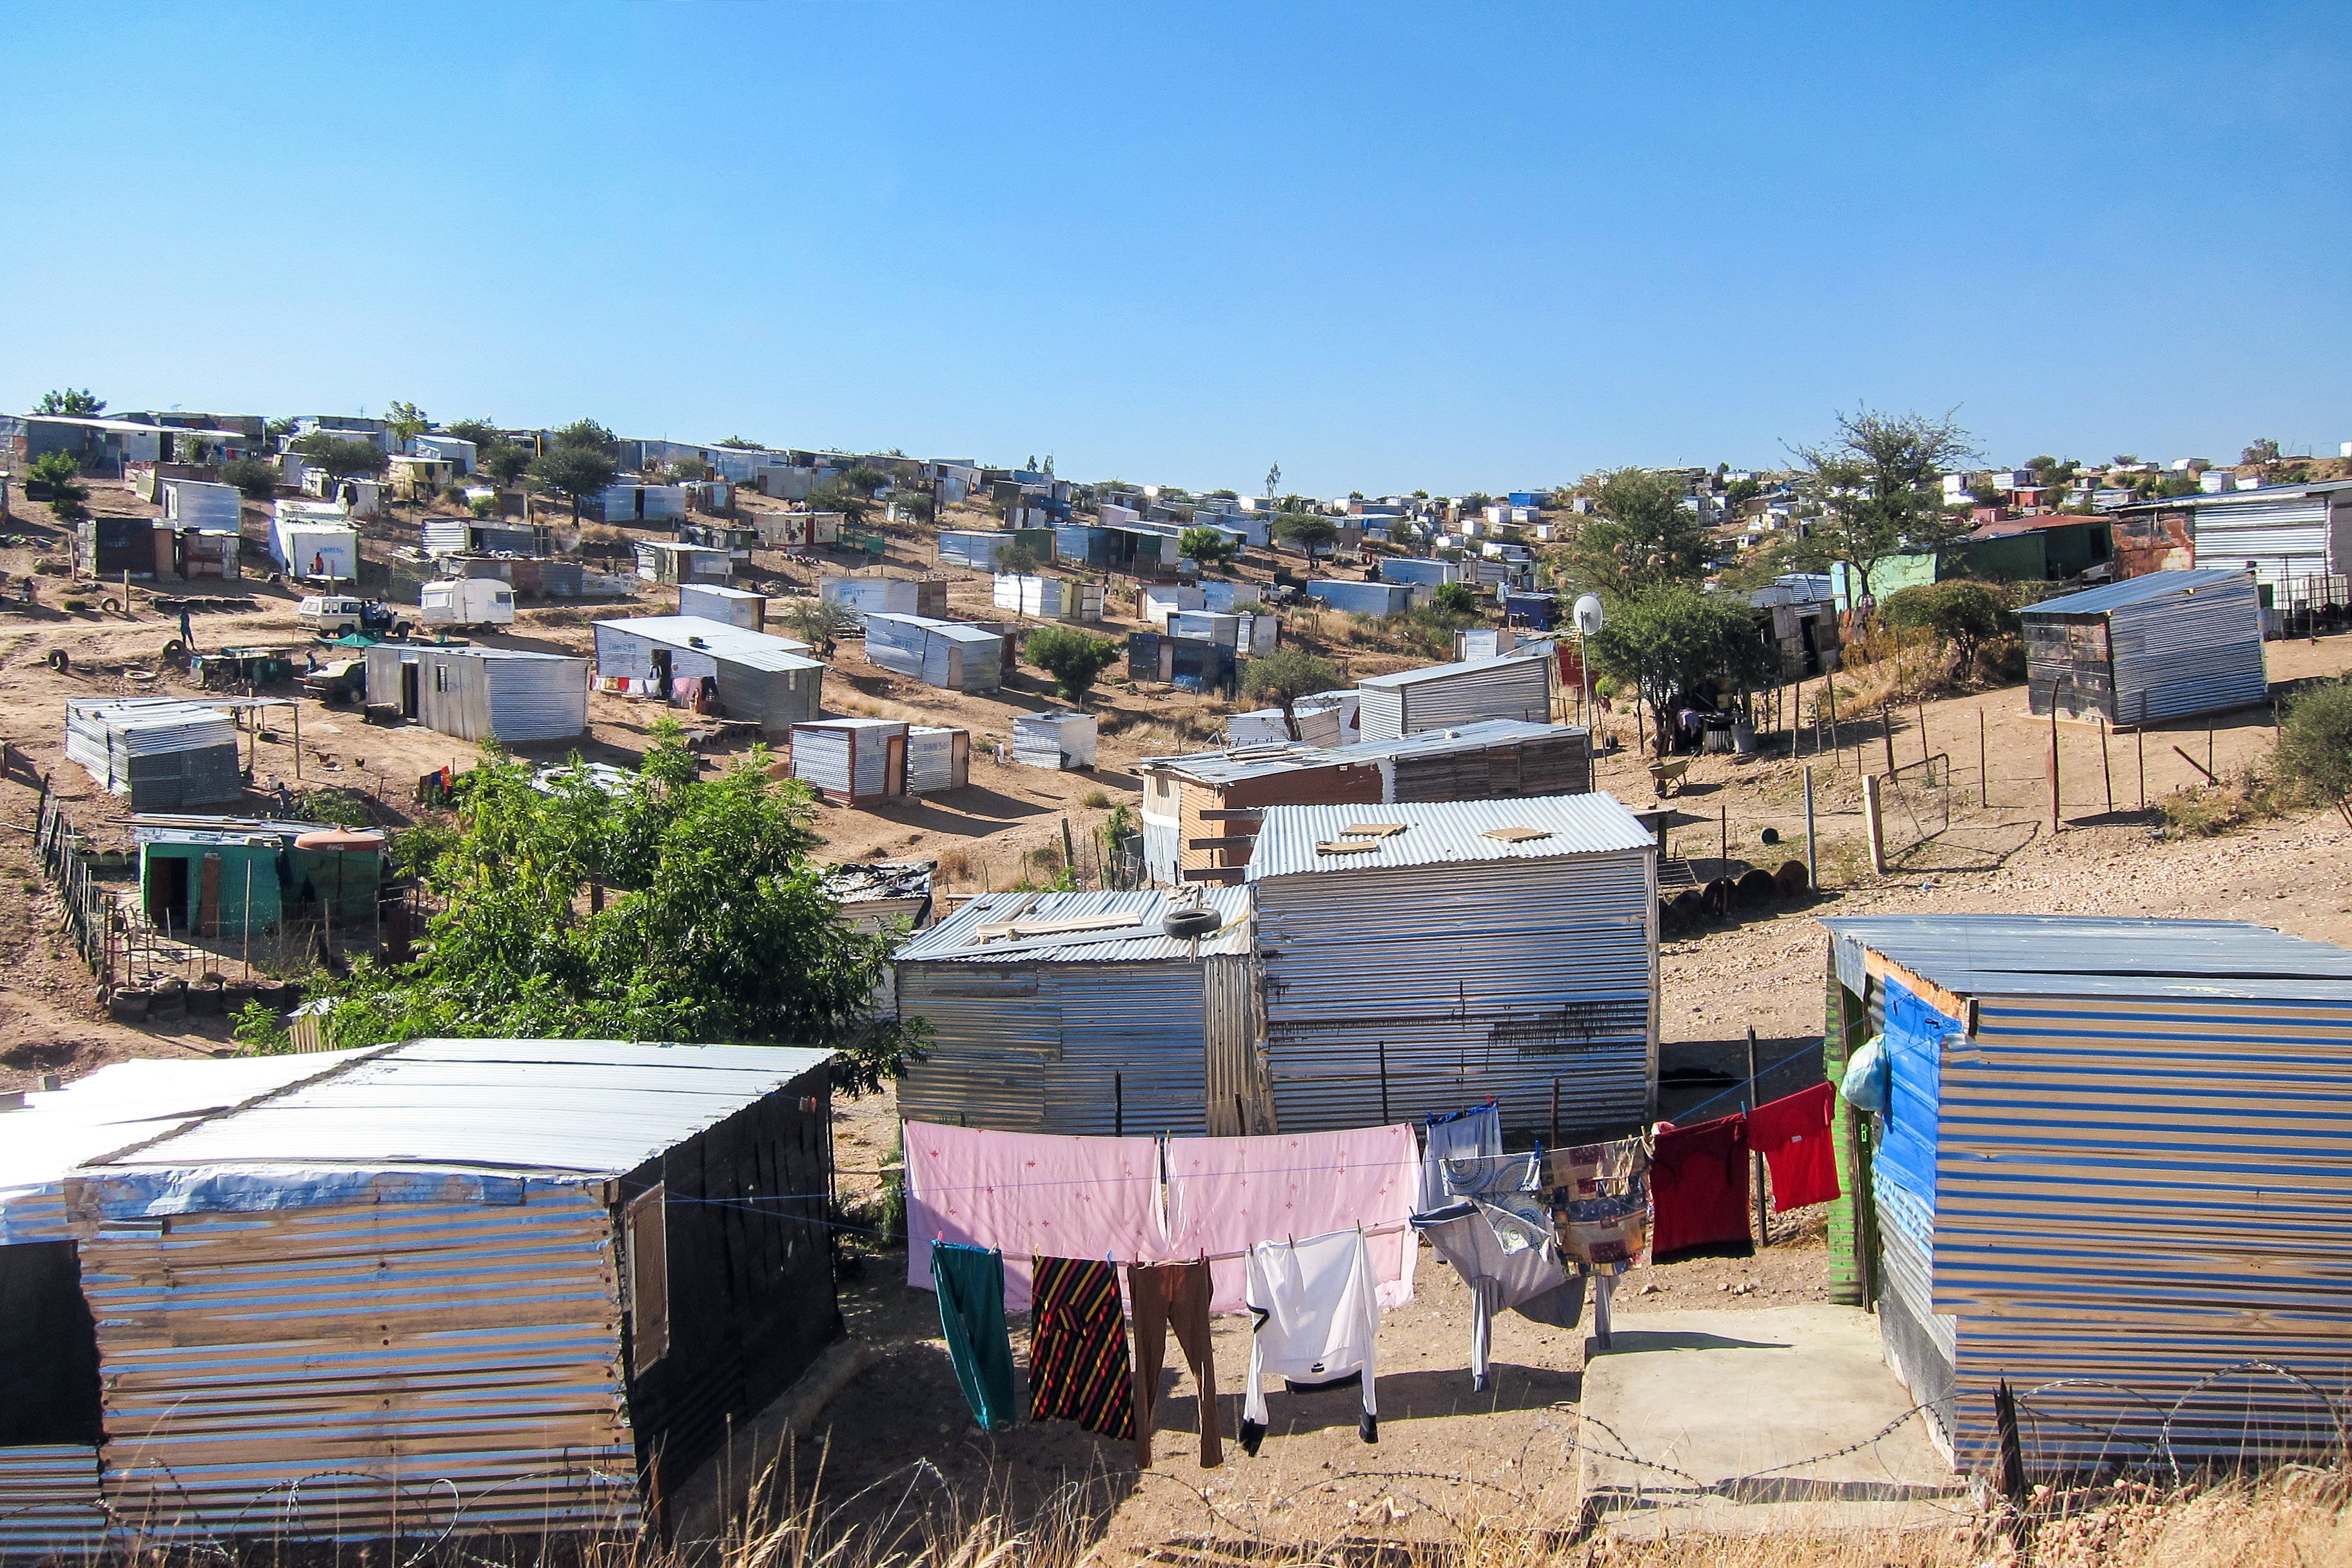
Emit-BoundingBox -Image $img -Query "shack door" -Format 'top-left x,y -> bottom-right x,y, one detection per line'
399,661 -> 420,718
145,855 -> 189,928
885,732 -> 907,797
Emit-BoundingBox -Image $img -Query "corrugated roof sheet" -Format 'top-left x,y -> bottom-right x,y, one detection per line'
592,614 -> 819,671
1140,741 -> 1353,785
1821,914 -> 2352,1000
2112,478 -> 2352,512
1356,652 -> 1538,690
2017,567 -> 2253,617
1250,792 -> 1653,879
66,1039 -> 833,1180
895,888 -> 1254,964
1335,718 -> 1587,761
864,612 -> 1001,645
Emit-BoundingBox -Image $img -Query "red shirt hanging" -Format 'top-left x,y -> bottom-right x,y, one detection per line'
1649,1113 -> 1754,1262
1747,1083 -> 1841,1213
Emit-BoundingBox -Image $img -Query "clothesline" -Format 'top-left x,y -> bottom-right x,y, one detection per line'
936,1219 -> 1420,1270
1672,1041 -> 1830,1126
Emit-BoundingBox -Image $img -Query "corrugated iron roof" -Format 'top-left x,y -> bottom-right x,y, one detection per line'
864,612 -> 1002,645
1250,792 -> 1653,879
1356,652 -> 1537,690
1821,914 -> 2352,1000
1335,718 -> 1587,761
592,614 -> 819,671
62,1039 -> 833,1180
895,888 -> 1254,964
1139,741 -> 1354,785
2017,567 -> 2253,617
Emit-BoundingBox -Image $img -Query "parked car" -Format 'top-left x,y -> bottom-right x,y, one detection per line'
297,595 -> 407,638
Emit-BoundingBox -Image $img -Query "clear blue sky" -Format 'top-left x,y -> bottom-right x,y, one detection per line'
5,3 -> 2344,495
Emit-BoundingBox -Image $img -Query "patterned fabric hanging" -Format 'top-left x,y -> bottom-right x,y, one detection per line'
1028,1256 -> 1135,1440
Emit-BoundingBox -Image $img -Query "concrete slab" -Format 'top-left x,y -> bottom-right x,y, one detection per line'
1576,1304 -> 1968,1538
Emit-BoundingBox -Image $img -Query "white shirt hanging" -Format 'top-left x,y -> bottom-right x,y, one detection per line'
1240,1227 -> 1382,1451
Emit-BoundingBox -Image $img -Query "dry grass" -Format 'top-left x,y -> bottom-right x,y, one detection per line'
662,1465 -> 2351,1568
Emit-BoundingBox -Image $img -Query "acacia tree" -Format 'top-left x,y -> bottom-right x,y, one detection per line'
1179,525 -> 1239,571
383,400 -> 429,445
1275,513 -> 1338,564
529,420 -> 621,522
291,431 -> 389,478
1588,584 -> 1779,756
1784,407 -> 1979,603
1241,645 -> 1344,741
1555,467 -> 1709,600
239,723 -> 925,1092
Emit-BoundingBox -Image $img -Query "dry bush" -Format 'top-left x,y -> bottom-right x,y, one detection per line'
934,847 -> 976,887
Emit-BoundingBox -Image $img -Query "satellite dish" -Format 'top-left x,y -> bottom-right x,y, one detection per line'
1573,594 -> 1605,636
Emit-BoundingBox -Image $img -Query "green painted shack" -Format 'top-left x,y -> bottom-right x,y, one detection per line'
135,821 -> 384,936
1834,517 -> 2115,609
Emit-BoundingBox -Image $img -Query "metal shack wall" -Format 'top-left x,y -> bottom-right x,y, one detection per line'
1255,852 -> 1656,1136
484,658 -> 587,742
622,1059 -> 839,1505
1387,732 -> 1592,802
896,961 -> 1215,1135
1932,991 -> 2352,1471
1393,660 -> 1553,738
73,1187 -> 640,1540
2191,495 -> 2337,589
2105,576 -> 2268,723
790,727 -> 854,796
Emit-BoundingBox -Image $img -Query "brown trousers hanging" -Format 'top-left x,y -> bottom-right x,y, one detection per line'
1126,1259 -> 1223,1468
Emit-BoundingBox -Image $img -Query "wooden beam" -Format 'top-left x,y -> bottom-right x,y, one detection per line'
1180,867 -> 1248,883
1860,948 -> 1971,1030
1188,835 -> 1257,850
973,912 -> 1143,941
1198,808 -> 1264,821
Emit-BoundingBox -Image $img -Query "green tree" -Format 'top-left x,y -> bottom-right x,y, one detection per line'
2242,438 -> 2282,467
530,444 -> 621,523
1240,645 -> 1344,741
1555,467 -> 1709,600
383,400 -> 429,445
1179,525 -> 1239,571
2277,678 -> 2352,827
481,444 -> 531,485
1386,518 -> 1416,547
808,481 -> 869,525
246,723 -> 924,1092
552,418 -> 617,453
1879,580 -> 2014,672
1025,625 -> 1121,703
999,542 -> 1044,577
291,431 -> 389,478
1724,476 -> 1765,506
444,417 -> 502,449
1784,407 -> 1979,603
26,450 -> 88,520
841,464 -> 889,498
219,457 -> 281,500
1275,513 -> 1338,564
717,435 -> 765,450
33,388 -> 103,416
1432,580 -> 1479,615
1587,583 -> 1778,756
781,597 -> 854,649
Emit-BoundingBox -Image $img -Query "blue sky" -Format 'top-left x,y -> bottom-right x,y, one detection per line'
5,2 -> 2345,494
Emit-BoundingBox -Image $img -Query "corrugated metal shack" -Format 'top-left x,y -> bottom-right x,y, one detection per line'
1248,794 -> 1657,1137
593,616 -> 822,736
938,530 -> 1012,571
592,482 -> 687,524
677,519 -> 760,564
894,890 -> 1266,1136
1226,690 -> 1359,747
678,582 -> 767,629
1305,579 -> 1417,618
750,510 -> 843,549
906,725 -> 971,792
420,518 -> 542,557
1355,651 -> 1554,741
1054,524 -> 1173,576
64,698 -> 242,810
1012,710 -> 1097,770
2112,478 -> 2352,600
1141,720 -> 1595,885
361,645 -> 587,742
862,613 -> 1003,692
789,718 -> 906,803
819,575 -> 946,625
2017,568 -> 2267,724
993,574 -> 1104,621
1380,557 -> 1460,588
635,540 -> 733,585
0,1040 -> 839,1549
134,819 -> 384,934
1126,629 -> 1239,694
1816,916 -> 2352,1472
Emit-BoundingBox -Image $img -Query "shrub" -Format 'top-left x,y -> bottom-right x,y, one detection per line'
1026,625 -> 1120,703
1179,526 -> 1239,571
293,787 -> 373,829
1082,788 -> 1112,809
1879,580 -> 2015,673
998,543 -> 1043,577
62,598 -> 88,613
2276,677 -> 2352,825
1433,581 -> 1478,615
219,458 -> 281,500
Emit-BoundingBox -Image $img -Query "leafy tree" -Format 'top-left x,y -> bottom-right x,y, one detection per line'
780,597 -> 853,649
1556,467 -> 1709,600
552,418 -> 617,454
482,444 -> 531,485
220,457 -> 281,500
26,450 -> 88,520
2277,678 -> 2352,826
1275,513 -> 1338,564
444,417 -> 502,449
1587,583 -> 1778,756
2242,437 -> 2282,467
530,444 -> 621,523
1026,625 -> 1121,703
999,542 -> 1043,577
245,723 -> 924,1092
1240,645 -> 1344,741
1386,519 -> 1416,546
1179,525 -> 1239,571
33,388 -> 103,416
808,481 -> 869,526
265,416 -> 298,438
718,435 -> 765,450
1878,580 -> 2014,672
1724,476 -> 1765,506
841,464 -> 890,498
291,431 -> 389,478
896,490 -> 936,525
1784,407 -> 1979,603
1432,580 -> 1479,615
383,400 -> 429,445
